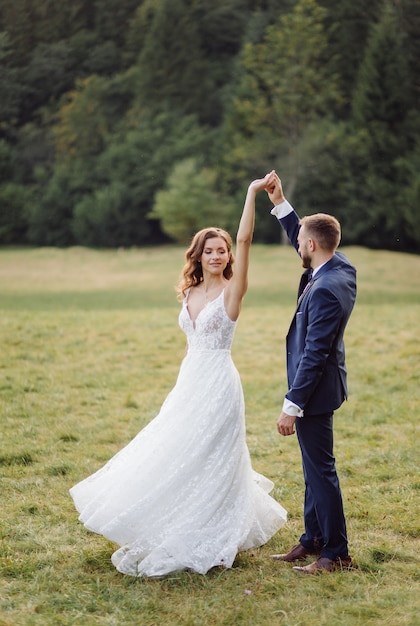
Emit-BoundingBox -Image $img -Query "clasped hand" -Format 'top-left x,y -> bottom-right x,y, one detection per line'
249,170 -> 284,203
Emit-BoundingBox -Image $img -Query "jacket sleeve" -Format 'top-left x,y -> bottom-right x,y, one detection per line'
279,210 -> 300,254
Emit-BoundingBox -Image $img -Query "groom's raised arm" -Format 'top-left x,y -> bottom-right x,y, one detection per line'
266,174 -> 300,254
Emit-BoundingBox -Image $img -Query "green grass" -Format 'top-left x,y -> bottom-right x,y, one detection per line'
0,244 -> 419,626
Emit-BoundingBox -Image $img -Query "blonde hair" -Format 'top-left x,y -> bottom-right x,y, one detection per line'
176,227 -> 234,299
300,213 -> 341,251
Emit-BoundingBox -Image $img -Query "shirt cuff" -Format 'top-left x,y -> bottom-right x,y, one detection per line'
282,397 -> 304,417
270,199 -> 294,219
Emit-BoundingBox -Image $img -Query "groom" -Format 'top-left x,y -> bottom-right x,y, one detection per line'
267,173 -> 357,574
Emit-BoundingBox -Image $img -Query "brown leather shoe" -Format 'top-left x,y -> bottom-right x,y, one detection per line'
293,556 -> 353,574
271,543 -> 321,562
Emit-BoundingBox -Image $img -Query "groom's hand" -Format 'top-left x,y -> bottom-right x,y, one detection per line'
267,173 -> 285,206
277,412 -> 296,436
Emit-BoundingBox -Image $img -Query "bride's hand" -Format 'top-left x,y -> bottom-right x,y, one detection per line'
249,170 -> 276,194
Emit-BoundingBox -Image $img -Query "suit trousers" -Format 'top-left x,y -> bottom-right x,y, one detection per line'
295,412 -> 349,559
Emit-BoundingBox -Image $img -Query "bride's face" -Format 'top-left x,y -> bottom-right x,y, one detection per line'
200,237 -> 229,276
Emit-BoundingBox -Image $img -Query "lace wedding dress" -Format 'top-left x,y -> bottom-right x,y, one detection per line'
70,290 -> 287,577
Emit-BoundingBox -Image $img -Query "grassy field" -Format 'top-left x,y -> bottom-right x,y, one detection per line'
0,244 -> 419,626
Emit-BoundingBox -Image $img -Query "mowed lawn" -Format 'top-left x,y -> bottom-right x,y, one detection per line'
0,244 -> 419,626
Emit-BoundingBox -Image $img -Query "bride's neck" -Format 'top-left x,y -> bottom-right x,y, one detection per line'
201,277 -> 225,292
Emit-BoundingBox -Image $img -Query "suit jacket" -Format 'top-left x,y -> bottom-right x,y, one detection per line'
280,210 -> 357,415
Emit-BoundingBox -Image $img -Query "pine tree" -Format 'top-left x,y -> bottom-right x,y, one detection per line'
350,1 -> 415,248
318,0 -> 383,114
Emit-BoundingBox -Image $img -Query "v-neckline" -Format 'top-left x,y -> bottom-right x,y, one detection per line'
186,289 -> 225,325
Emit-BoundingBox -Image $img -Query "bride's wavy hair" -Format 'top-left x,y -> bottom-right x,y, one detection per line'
176,227 -> 234,299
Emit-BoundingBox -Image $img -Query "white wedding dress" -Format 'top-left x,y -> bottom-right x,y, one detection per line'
70,290 -> 287,577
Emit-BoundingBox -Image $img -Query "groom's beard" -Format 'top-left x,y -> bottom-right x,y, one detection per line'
301,253 -> 312,269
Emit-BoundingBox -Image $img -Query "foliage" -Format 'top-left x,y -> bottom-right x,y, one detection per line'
0,138 -> 30,242
72,180 -> 143,247
317,0 -> 384,114
53,73 -> 134,160
131,0 -> 251,126
352,2 -> 412,135
0,0 -> 419,250
27,165 -> 80,246
222,0 -> 340,200
287,120 -> 364,238
0,32 -> 24,137
74,110 -> 210,246
151,158 -> 237,243
395,138 -> 420,244
348,1 -> 417,250
293,1 -> 420,252
0,181 -> 30,243
29,105 -> 211,246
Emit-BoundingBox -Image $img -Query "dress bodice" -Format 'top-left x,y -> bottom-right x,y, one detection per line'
179,289 -> 236,351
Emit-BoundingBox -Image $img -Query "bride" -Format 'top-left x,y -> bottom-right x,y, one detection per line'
69,171 -> 287,577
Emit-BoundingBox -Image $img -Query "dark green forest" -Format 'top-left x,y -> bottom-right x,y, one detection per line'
1,0 -> 419,250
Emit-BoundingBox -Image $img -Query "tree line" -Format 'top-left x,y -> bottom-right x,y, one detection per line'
1,0 -> 419,251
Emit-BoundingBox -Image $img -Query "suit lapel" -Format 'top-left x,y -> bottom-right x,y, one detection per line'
294,256 -> 338,312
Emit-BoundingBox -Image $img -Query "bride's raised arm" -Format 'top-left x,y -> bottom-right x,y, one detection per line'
224,170 -> 276,321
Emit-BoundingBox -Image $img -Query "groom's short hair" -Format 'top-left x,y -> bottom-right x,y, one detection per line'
300,213 -> 341,251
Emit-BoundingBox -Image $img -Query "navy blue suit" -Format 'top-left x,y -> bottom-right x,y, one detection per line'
279,209 -> 357,559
